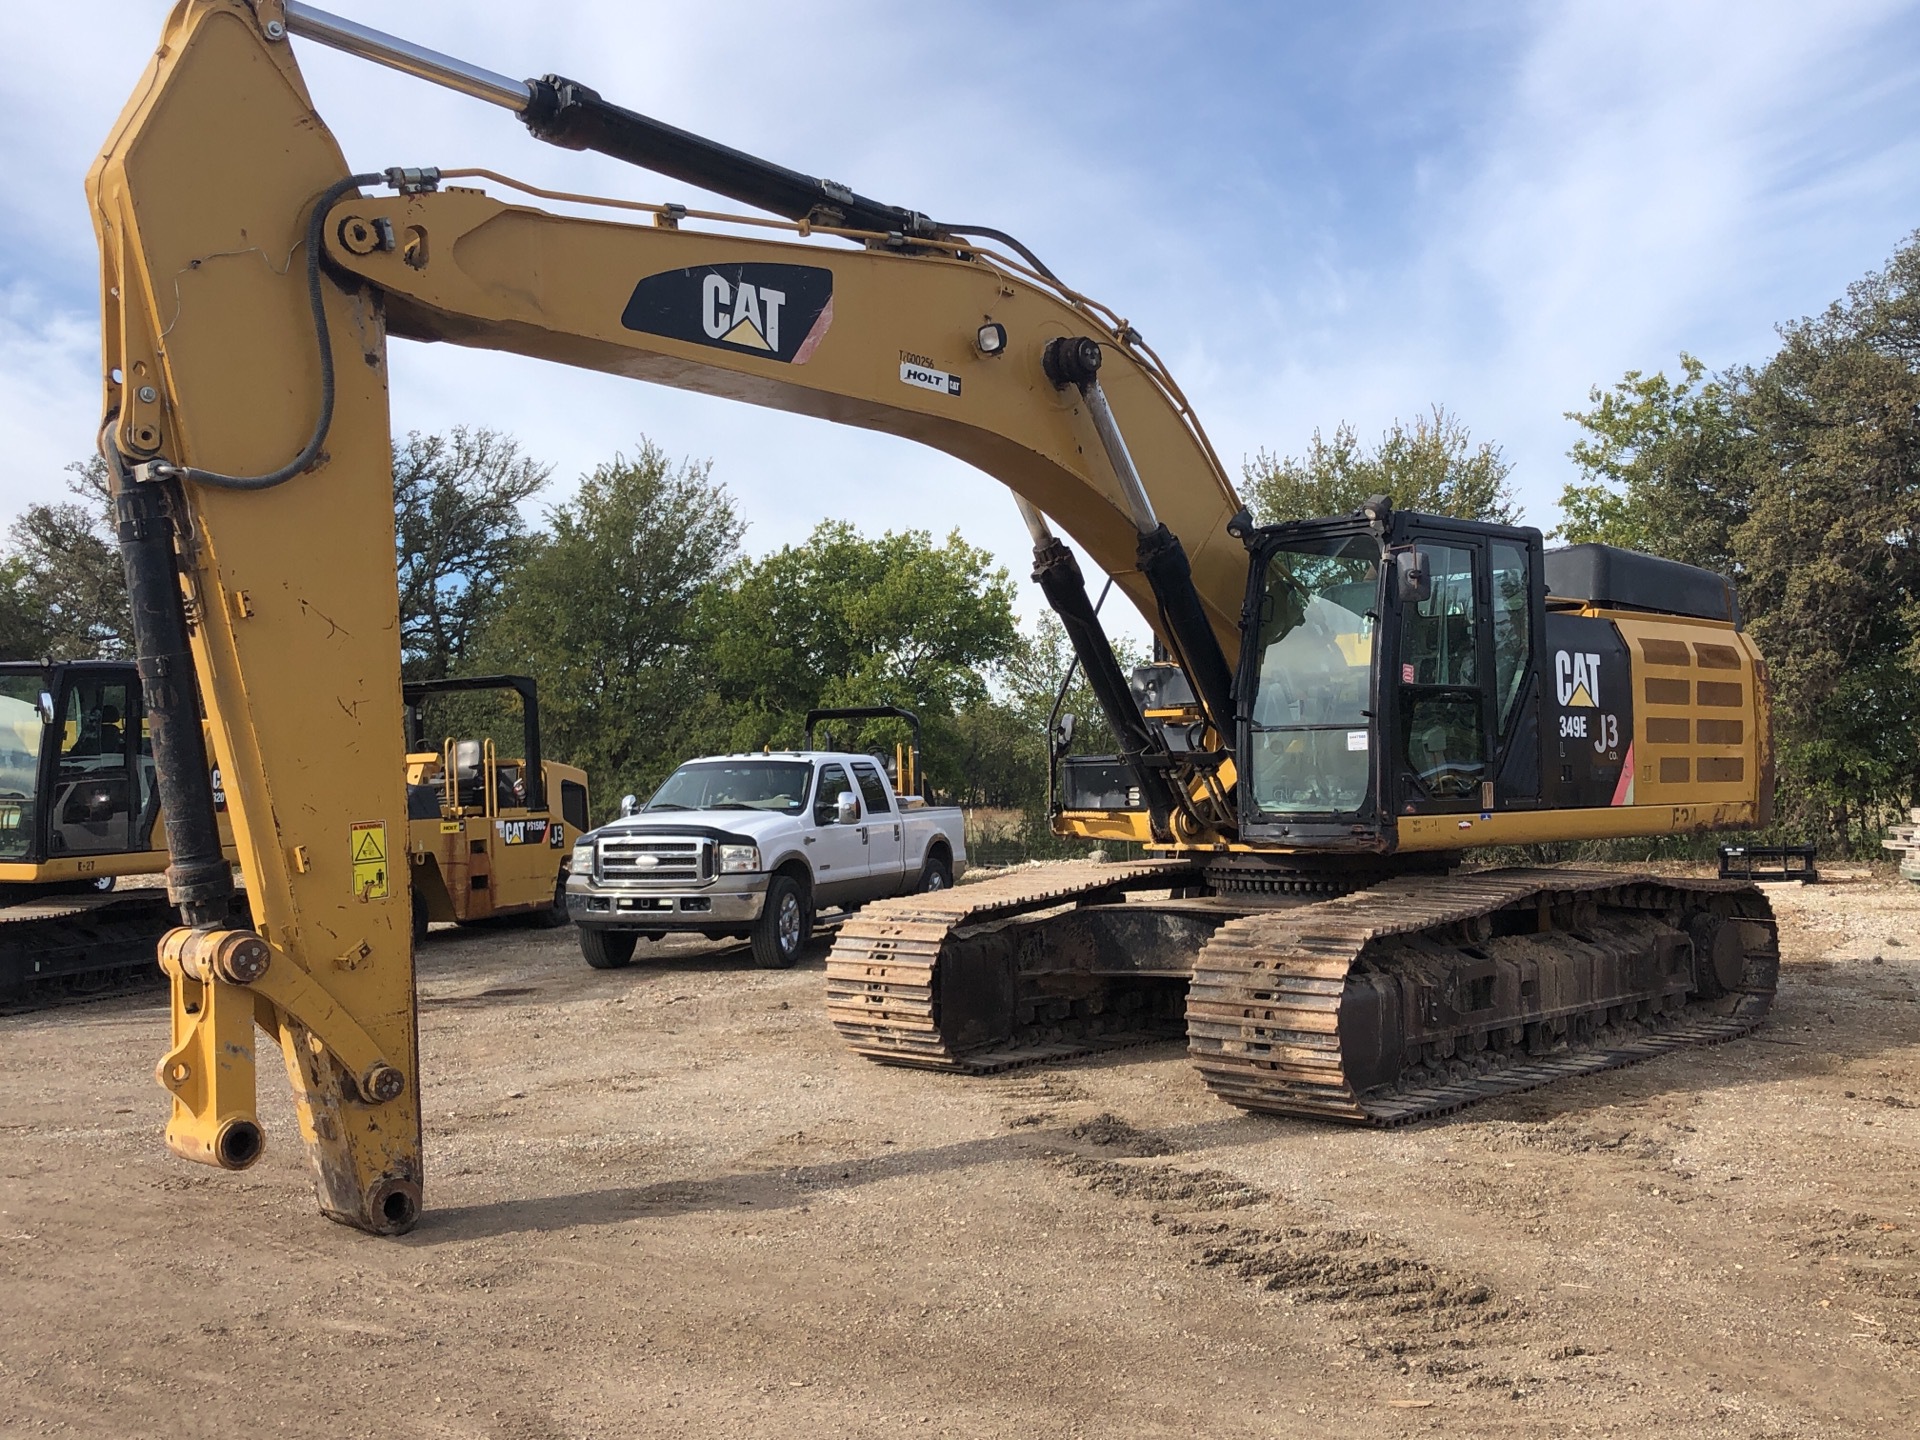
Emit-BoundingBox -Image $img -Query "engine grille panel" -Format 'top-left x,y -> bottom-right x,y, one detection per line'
596,835 -> 710,884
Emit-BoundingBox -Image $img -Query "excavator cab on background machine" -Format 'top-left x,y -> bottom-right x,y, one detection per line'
0,659 -> 242,1001
91,2 -> 1776,1233
402,674 -> 589,941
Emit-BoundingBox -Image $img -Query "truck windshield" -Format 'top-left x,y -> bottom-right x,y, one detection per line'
646,761 -> 813,814
0,674 -> 46,860
1247,532 -> 1380,815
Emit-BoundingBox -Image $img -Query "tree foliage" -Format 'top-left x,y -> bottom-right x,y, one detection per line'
0,459 -> 130,661
393,427 -> 549,680
476,442 -> 742,813
1735,237 -> 1920,842
697,521 -> 1020,795
1556,355 -> 1747,573
1558,231 -> 1920,848
1244,406 -> 1519,526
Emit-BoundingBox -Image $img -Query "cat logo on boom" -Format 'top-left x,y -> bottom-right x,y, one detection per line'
1555,650 -> 1602,708
621,263 -> 834,364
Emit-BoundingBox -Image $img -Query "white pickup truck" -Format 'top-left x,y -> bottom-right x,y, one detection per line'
567,734 -> 966,971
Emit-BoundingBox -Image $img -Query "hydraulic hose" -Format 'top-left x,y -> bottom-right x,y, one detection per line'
145,170 -> 386,491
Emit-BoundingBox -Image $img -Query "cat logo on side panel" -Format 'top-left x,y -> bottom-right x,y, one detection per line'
1554,650 -> 1602,708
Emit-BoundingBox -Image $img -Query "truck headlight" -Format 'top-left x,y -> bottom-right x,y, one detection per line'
572,842 -> 594,873
718,843 -> 760,874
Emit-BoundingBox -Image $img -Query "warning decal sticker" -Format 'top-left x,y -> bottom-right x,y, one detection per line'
350,821 -> 390,899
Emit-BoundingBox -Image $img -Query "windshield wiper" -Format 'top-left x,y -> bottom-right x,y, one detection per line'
645,802 -> 690,811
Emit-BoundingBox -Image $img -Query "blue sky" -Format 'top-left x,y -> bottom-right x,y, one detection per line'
4,1 -> 1918,642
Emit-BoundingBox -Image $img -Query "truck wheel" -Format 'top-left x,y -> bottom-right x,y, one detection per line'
411,889 -> 429,947
751,874 -> 811,969
536,870 -> 570,928
581,928 -> 637,970
915,852 -> 952,893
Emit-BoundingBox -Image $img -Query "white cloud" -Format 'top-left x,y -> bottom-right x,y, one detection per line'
3,0 -> 1918,659
0,286 -> 102,508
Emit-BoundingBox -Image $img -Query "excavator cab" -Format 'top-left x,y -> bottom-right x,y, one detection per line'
0,661 -> 159,875
1235,505 -> 1546,851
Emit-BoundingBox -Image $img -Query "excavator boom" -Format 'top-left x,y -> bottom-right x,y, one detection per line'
90,0 -> 1251,1232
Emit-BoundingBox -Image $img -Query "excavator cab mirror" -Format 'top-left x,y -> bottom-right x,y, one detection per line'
37,691 -> 54,726
1395,548 -> 1431,605
1053,712 -> 1077,756
618,793 -> 639,817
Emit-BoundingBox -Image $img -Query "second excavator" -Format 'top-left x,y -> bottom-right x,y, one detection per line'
91,1 -> 1776,1233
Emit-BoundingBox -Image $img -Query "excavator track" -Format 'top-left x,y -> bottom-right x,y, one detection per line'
829,864 -> 1777,1125
1187,868 -> 1778,1125
0,891 -> 176,1014
826,860 -> 1199,1072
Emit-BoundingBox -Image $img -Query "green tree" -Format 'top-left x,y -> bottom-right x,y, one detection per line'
1732,234 -> 1920,843
1557,232 -> 1920,849
1556,355 -> 1748,572
393,427 -> 549,681
0,555 -> 52,661
700,521 -> 1021,793
0,459 -> 130,660
476,442 -> 743,815
1244,406 -> 1518,525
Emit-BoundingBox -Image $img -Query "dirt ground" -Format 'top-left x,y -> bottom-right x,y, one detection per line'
2,868 -> 1917,1439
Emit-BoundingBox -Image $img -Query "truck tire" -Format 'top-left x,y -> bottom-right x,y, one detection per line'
535,870 -> 570,928
915,852 -> 952,893
751,874 -> 811,969
581,928 -> 637,970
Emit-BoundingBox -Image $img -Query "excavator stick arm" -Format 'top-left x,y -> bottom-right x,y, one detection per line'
89,1 -> 1246,1232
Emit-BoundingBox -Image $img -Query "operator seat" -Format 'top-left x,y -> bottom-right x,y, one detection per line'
453,739 -> 485,809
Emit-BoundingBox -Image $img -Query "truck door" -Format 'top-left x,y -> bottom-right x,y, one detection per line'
851,760 -> 904,897
807,763 -> 868,907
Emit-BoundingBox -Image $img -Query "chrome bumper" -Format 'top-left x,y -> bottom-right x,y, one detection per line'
567,877 -> 766,926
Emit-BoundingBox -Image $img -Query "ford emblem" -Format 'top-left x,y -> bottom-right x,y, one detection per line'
634,854 -> 660,868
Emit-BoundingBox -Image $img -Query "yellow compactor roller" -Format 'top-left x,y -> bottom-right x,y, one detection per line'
91,2 -> 1774,1232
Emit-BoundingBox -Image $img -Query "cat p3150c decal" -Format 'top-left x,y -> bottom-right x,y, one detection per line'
621,263 -> 833,364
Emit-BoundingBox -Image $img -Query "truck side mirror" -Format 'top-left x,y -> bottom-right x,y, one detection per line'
1395,548 -> 1431,605
835,792 -> 860,825
618,793 -> 639,817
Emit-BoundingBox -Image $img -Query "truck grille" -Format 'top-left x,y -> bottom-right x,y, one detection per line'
596,834 -> 711,884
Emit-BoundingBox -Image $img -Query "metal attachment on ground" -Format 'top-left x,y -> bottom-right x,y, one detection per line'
1717,843 -> 1818,884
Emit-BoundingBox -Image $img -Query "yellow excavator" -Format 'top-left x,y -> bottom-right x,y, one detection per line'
91,2 -> 1777,1234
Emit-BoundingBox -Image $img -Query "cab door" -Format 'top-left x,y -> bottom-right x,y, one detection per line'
1390,524 -> 1541,819
49,670 -> 143,856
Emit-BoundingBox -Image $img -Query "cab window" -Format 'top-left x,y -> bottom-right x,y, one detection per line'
851,762 -> 891,815
814,764 -> 857,825
1399,542 -> 1485,801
